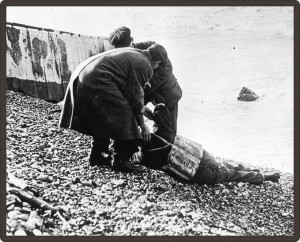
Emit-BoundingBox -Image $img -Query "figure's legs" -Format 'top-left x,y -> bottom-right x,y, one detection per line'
221,161 -> 260,172
215,167 -> 265,185
89,137 -> 111,167
192,150 -> 266,185
112,139 -> 143,172
152,104 -> 176,144
264,172 -> 280,182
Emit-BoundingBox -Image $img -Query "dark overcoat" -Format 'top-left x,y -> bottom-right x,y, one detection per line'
59,48 -> 153,140
133,41 -> 182,108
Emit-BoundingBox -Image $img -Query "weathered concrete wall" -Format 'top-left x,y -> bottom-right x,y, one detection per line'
6,23 -> 114,101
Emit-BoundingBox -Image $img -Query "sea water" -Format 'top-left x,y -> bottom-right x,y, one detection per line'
129,7 -> 294,173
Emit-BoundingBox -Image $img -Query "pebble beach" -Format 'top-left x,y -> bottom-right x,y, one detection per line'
6,90 -> 294,236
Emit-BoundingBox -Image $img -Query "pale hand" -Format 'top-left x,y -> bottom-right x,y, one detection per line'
140,123 -> 151,144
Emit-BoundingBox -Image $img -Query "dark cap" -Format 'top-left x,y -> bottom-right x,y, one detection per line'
108,26 -> 132,48
147,44 -> 168,68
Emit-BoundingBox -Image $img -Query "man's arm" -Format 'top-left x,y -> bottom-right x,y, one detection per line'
143,106 -> 155,120
133,41 -> 156,50
124,68 -> 152,143
144,85 -> 166,106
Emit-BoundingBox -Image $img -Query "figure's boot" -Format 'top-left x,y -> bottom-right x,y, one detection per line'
264,172 -> 280,182
112,140 -> 143,173
112,159 -> 143,173
89,138 -> 111,167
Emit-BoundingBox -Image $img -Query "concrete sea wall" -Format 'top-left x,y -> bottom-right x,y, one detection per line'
6,23 -> 113,101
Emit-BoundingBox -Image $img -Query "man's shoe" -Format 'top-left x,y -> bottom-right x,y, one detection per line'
264,172 -> 280,182
89,153 -> 112,167
112,159 -> 143,173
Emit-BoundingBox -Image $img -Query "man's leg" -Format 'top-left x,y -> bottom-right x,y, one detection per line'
221,161 -> 260,172
217,160 -> 280,184
112,139 -> 143,172
89,137 -> 111,167
168,103 -> 178,136
192,150 -> 270,185
215,166 -> 265,185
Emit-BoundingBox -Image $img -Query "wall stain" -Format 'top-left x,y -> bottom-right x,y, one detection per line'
41,41 -> 48,59
7,24 -> 107,101
57,38 -> 71,78
31,37 -> 46,77
26,30 -> 32,58
49,34 -> 58,56
7,27 -> 22,65
46,59 -> 53,69
49,34 -> 60,77
55,59 -> 60,77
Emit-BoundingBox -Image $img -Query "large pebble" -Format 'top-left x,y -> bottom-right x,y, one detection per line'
51,158 -> 60,162
18,213 -> 29,221
37,174 -> 49,181
14,229 -> 27,236
93,228 -> 104,234
21,207 -> 31,214
7,204 -> 15,211
8,210 -> 21,220
22,202 -> 30,207
24,219 -> 36,231
68,219 -> 77,226
28,211 -> 43,227
7,219 -> 19,229
116,200 -> 127,208
32,229 -> 43,236
7,194 -> 21,202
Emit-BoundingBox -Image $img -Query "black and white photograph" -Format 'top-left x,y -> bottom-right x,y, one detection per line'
2,1 -> 298,238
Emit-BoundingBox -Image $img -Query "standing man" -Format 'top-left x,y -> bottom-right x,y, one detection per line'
59,47 -> 162,172
108,26 -> 182,144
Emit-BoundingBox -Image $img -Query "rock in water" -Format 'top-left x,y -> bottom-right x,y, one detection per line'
237,87 -> 259,101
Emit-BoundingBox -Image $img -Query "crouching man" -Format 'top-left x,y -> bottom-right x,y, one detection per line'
59,46 -> 167,172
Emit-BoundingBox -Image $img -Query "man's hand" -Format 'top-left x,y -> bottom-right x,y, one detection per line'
140,123 -> 151,144
143,106 -> 155,120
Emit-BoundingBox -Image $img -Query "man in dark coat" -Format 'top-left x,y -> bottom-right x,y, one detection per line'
108,27 -> 182,144
59,47 -> 162,172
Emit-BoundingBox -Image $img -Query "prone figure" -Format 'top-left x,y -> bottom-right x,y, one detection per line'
139,133 -> 280,186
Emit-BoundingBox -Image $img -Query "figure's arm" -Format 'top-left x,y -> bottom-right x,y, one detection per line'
125,68 -> 153,143
143,106 -> 155,120
133,41 -> 156,50
144,84 -> 166,106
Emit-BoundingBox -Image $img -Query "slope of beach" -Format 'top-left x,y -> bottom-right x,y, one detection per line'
6,91 -> 294,236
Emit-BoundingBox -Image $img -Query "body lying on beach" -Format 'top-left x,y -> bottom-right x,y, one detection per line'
137,126 -> 280,186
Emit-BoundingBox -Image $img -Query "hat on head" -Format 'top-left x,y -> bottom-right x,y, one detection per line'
147,44 -> 168,68
108,26 -> 132,48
